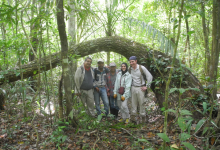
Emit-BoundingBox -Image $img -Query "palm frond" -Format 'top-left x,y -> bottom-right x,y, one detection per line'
125,17 -> 175,56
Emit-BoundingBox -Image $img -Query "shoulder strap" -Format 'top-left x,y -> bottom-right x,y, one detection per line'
129,67 -> 131,73
80,66 -> 84,74
139,65 -> 144,75
139,65 -> 147,81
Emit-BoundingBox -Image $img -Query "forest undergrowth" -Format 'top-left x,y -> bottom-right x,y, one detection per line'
0,90 -> 219,150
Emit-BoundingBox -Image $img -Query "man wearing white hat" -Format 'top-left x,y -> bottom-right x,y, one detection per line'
106,62 -> 120,119
93,59 -> 110,116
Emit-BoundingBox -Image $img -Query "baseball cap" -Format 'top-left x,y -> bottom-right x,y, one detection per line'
109,62 -> 116,67
129,56 -> 137,61
97,59 -> 104,63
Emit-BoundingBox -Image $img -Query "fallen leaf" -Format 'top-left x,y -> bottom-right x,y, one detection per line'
211,137 -> 216,145
171,144 -> 178,149
111,129 -> 116,132
18,141 -> 24,145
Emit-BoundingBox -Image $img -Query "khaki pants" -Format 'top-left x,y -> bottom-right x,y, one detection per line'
81,89 -> 96,117
131,86 -> 146,117
117,99 -> 130,119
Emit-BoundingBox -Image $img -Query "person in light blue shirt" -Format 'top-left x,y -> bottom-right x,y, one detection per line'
113,63 -> 132,124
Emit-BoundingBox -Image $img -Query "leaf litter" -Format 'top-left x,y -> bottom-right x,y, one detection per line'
0,91 -> 217,149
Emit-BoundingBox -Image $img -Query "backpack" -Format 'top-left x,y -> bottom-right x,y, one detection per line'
129,65 -> 147,83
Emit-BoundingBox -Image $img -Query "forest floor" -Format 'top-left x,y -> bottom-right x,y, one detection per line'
0,92 -> 219,150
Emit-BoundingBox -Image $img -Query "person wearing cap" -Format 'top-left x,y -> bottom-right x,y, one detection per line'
74,57 -> 96,117
106,62 -> 120,119
93,59 -> 110,116
129,56 -> 153,124
113,63 -> 132,124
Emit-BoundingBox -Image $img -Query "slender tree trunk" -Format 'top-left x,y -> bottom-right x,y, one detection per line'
58,75 -> 64,119
201,1 -> 210,76
56,0 -> 77,127
215,0 -> 220,126
105,0 -> 112,64
163,0 -> 184,148
172,0 -> 176,44
67,0 -> 77,95
209,0 -> 219,100
184,10 -> 191,68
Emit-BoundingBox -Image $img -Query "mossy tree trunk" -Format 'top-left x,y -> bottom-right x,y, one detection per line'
0,36 -> 204,115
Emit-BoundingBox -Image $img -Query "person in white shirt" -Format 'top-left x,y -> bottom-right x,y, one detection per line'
129,56 -> 153,124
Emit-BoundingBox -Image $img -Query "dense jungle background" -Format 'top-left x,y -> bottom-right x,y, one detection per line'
0,0 -> 220,149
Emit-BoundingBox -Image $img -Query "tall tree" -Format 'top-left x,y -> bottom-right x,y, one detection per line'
56,0 -> 77,126
209,0 -> 219,99
67,0 -> 77,94
201,1 -> 210,77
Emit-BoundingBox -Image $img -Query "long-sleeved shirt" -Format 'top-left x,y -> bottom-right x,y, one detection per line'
130,64 -> 153,88
106,69 -> 120,96
93,67 -> 109,88
113,71 -> 132,100
75,65 -> 94,93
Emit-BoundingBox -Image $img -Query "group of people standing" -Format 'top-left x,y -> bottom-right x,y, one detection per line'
74,56 -> 153,124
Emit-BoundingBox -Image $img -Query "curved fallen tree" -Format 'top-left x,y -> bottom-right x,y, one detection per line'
0,36 -> 204,113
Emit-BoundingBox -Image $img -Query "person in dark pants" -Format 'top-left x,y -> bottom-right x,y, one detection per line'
106,62 -> 120,119
93,59 -> 110,116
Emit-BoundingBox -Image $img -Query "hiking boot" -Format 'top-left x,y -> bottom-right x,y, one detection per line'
125,118 -> 130,124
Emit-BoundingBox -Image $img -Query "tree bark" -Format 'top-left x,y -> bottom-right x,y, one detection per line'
201,1 -> 210,76
0,36 -> 204,114
214,0 -> 220,126
183,10 -> 191,68
67,0 -> 77,95
209,0 -> 219,100
56,0 -> 77,127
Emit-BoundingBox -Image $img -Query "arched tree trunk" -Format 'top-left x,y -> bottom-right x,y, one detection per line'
0,36 -> 204,113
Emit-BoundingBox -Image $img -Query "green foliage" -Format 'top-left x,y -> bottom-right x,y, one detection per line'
157,133 -> 170,142
49,120 -> 69,148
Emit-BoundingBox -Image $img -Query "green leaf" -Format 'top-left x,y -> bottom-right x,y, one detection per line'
97,114 -> 102,121
189,88 -> 200,92
169,88 -> 178,94
195,119 -> 206,133
180,133 -> 191,141
203,102 -> 207,114
187,31 -> 195,35
202,127 -> 209,135
144,148 -> 154,150
68,109 -> 74,119
186,119 -> 193,134
33,70 -> 37,74
165,109 -> 177,114
138,138 -> 150,143
161,107 -> 165,111
178,117 -> 186,131
62,135 -> 67,142
157,133 -> 170,142
184,15 -> 191,19
182,142 -> 196,150
180,110 -> 192,116
179,88 -> 186,94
